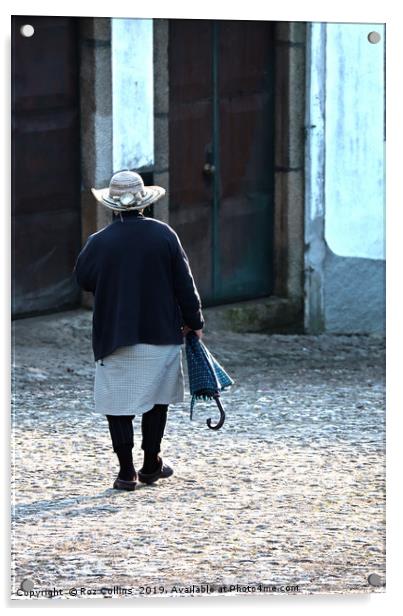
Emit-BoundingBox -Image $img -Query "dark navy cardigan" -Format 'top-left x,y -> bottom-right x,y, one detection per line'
73,209 -> 205,362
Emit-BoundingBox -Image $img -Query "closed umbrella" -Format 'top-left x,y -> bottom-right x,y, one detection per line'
185,330 -> 234,430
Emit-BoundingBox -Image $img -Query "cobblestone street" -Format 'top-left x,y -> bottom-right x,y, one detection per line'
11,308 -> 385,599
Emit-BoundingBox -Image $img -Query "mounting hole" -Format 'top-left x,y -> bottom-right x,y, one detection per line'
368,573 -> 383,587
20,578 -> 35,592
368,31 -> 381,44
20,24 -> 35,38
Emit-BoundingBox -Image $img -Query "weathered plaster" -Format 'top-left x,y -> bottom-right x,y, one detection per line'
305,22 -> 385,333
112,18 -> 154,172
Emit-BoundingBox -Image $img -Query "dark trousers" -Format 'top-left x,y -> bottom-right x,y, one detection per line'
106,404 -> 168,454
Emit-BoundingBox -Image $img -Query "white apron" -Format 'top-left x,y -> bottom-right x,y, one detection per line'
94,343 -> 185,416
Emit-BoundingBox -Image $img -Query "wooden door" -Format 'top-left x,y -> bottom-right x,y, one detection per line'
169,19 -> 275,305
11,16 -> 81,317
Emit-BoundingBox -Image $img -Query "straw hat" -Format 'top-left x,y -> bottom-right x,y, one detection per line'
91,170 -> 166,212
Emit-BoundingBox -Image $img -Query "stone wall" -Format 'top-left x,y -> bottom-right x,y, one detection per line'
78,18 -> 114,309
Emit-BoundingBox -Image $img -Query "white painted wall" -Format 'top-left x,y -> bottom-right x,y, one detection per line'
324,23 -> 385,260
111,18 -> 154,172
305,22 -> 386,333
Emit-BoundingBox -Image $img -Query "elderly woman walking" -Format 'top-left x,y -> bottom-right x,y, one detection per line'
73,170 -> 205,491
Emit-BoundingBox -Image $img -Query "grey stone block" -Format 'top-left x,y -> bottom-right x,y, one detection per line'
153,171 -> 170,223
276,21 -> 306,44
153,19 -> 169,115
274,170 -> 305,301
154,114 -> 169,171
80,17 -> 111,42
275,45 -> 306,170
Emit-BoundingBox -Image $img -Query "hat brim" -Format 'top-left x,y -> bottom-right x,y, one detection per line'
91,185 -> 166,211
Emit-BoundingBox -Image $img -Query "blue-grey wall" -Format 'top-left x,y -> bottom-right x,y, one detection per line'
324,249 -> 385,333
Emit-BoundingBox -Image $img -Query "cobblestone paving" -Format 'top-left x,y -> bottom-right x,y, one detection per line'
11,309 -> 385,599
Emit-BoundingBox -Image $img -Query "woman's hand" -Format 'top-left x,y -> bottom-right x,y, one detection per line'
182,325 -> 203,340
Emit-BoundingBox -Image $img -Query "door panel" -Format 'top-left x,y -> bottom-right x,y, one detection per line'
169,20 -> 214,299
11,16 -> 81,316
218,20 -> 275,300
169,19 -> 275,305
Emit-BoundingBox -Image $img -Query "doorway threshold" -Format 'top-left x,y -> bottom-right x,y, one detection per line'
202,296 -> 303,335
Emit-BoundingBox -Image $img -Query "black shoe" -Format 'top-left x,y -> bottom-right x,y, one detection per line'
113,472 -> 137,491
138,456 -> 173,485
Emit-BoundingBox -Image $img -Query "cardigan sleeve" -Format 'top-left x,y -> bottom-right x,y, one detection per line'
72,235 -> 98,294
170,231 -> 205,331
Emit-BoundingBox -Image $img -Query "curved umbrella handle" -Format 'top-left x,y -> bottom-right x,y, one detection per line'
207,394 -> 226,430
